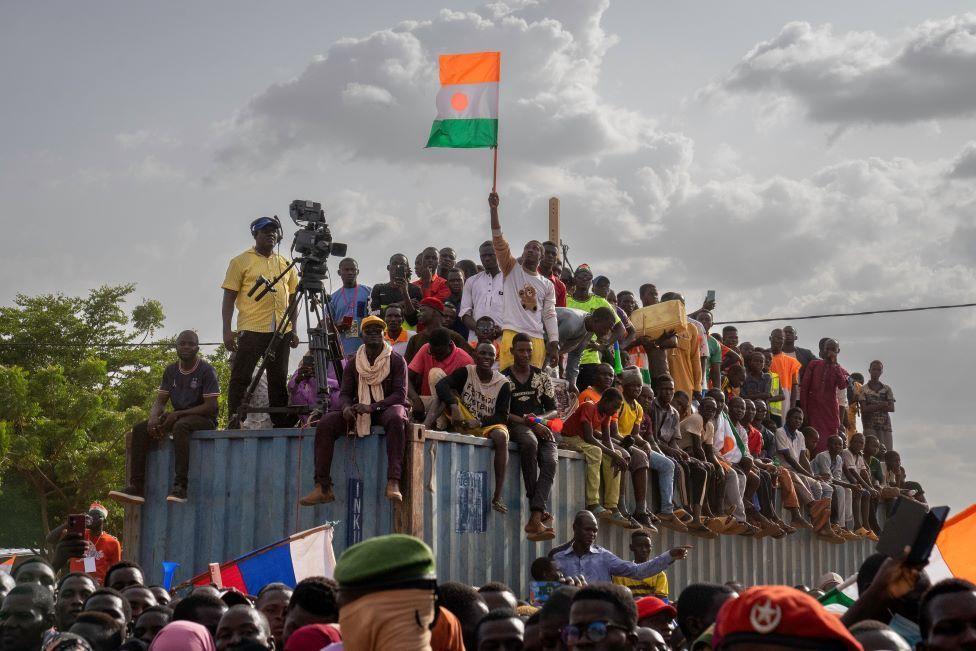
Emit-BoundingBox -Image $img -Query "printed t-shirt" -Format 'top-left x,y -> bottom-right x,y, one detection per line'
407,343 -> 473,395
503,366 -> 557,417
492,232 -> 558,340
69,530 -> 121,584
617,399 -> 643,437
221,248 -> 299,333
330,284 -> 372,356
859,382 -> 895,433
566,294 -> 620,365
159,360 -> 221,412
562,400 -> 613,438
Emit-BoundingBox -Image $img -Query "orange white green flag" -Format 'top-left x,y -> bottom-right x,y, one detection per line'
426,51 -> 499,148
926,502 -> 976,583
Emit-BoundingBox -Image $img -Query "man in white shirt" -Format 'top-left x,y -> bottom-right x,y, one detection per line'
488,192 -> 559,371
460,240 -> 504,339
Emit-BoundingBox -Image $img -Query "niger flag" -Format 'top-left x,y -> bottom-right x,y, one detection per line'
927,503 -> 976,583
426,51 -> 499,148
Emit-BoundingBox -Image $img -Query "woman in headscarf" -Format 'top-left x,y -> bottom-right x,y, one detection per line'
148,621 -> 216,651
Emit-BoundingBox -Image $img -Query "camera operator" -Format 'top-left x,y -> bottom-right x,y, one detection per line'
221,217 -> 299,428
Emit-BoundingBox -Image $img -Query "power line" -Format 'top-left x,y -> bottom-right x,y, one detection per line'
0,301 -> 973,349
712,302 -> 976,326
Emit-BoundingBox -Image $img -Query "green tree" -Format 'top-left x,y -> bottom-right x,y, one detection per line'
0,285 -> 171,544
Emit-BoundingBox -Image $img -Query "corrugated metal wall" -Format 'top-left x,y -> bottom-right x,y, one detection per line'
132,429 -> 872,596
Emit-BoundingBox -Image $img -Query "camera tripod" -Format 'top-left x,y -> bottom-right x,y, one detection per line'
235,258 -> 345,427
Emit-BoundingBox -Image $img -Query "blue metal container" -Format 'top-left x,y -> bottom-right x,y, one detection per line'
129,428 -> 872,597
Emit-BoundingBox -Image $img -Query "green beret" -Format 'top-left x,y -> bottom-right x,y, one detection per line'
334,534 -> 436,588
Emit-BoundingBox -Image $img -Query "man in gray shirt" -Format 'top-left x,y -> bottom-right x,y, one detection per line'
556,307 -> 616,388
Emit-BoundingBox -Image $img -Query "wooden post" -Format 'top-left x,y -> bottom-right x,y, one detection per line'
548,197 -> 560,251
394,424 -> 426,538
121,430 -> 142,565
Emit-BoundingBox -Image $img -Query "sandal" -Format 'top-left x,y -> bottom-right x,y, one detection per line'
527,528 -> 556,542
492,498 -> 508,514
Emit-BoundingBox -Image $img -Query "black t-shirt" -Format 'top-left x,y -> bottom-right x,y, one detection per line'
503,366 -> 557,417
159,360 -> 220,411
371,282 -> 422,326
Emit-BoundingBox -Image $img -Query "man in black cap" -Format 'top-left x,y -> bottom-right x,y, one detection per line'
334,534 -> 437,649
222,216 -> 300,428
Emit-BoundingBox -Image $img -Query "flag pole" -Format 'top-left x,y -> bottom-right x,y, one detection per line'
491,146 -> 498,192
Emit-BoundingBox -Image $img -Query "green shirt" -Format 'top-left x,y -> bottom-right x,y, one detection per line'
566,294 -> 620,365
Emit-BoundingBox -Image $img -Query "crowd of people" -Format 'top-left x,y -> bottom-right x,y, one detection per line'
2,526 -> 973,650
105,191 -> 923,545
3,191 -> 953,650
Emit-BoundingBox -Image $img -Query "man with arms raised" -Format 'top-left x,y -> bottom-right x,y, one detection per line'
109,330 -> 219,504
489,192 -> 559,371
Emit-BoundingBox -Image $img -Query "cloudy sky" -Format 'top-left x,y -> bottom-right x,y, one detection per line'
3,1 -> 974,510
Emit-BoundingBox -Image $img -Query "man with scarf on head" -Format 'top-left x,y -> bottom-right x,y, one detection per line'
221,216 -> 300,429
334,534 -> 438,651
301,315 -> 410,506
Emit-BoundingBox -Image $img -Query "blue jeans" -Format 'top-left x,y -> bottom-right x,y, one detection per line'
648,451 -> 675,514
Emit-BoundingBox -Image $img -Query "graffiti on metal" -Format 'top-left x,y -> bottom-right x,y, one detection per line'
346,478 -> 363,546
455,470 -> 487,533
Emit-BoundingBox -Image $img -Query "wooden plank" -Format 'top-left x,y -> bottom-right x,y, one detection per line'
121,429 -> 142,564
548,197 -> 560,248
395,424 -> 426,538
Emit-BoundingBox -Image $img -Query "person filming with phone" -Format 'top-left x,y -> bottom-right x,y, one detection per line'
222,216 -> 300,428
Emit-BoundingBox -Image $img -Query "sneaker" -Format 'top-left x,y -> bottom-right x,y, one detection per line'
633,512 -> 659,534
108,485 -> 145,505
166,485 -> 187,503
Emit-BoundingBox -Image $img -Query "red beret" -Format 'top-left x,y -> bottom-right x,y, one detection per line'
713,585 -> 862,650
420,297 -> 445,313
636,596 -> 676,621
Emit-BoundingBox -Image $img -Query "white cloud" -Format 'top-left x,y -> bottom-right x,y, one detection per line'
947,140 -> 976,178
115,129 -> 180,149
702,14 -> 976,127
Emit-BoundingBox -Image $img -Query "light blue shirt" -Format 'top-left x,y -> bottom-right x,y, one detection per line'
552,544 -> 673,584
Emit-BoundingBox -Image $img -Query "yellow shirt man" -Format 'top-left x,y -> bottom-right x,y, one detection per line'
222,248 -> 299,333
612,572 -> 669,600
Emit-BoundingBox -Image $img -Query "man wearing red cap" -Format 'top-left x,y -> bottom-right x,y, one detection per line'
713,585 -> 863,650
402,298 -> 474,364
636,597 -> 678,648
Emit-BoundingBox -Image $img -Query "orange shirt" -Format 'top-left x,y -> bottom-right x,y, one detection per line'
578,387 -> 618,421
769,353 -> 802,392
563,401 -> 613,438
69,530 -> 121,584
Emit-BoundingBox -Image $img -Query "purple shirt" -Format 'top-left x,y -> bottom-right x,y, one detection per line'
336,352 -> 409,411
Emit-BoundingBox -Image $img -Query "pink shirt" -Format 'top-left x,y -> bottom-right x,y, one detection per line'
407,343 -> 474,395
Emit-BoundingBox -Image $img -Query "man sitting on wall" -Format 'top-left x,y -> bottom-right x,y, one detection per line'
301,316 -> 409,506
